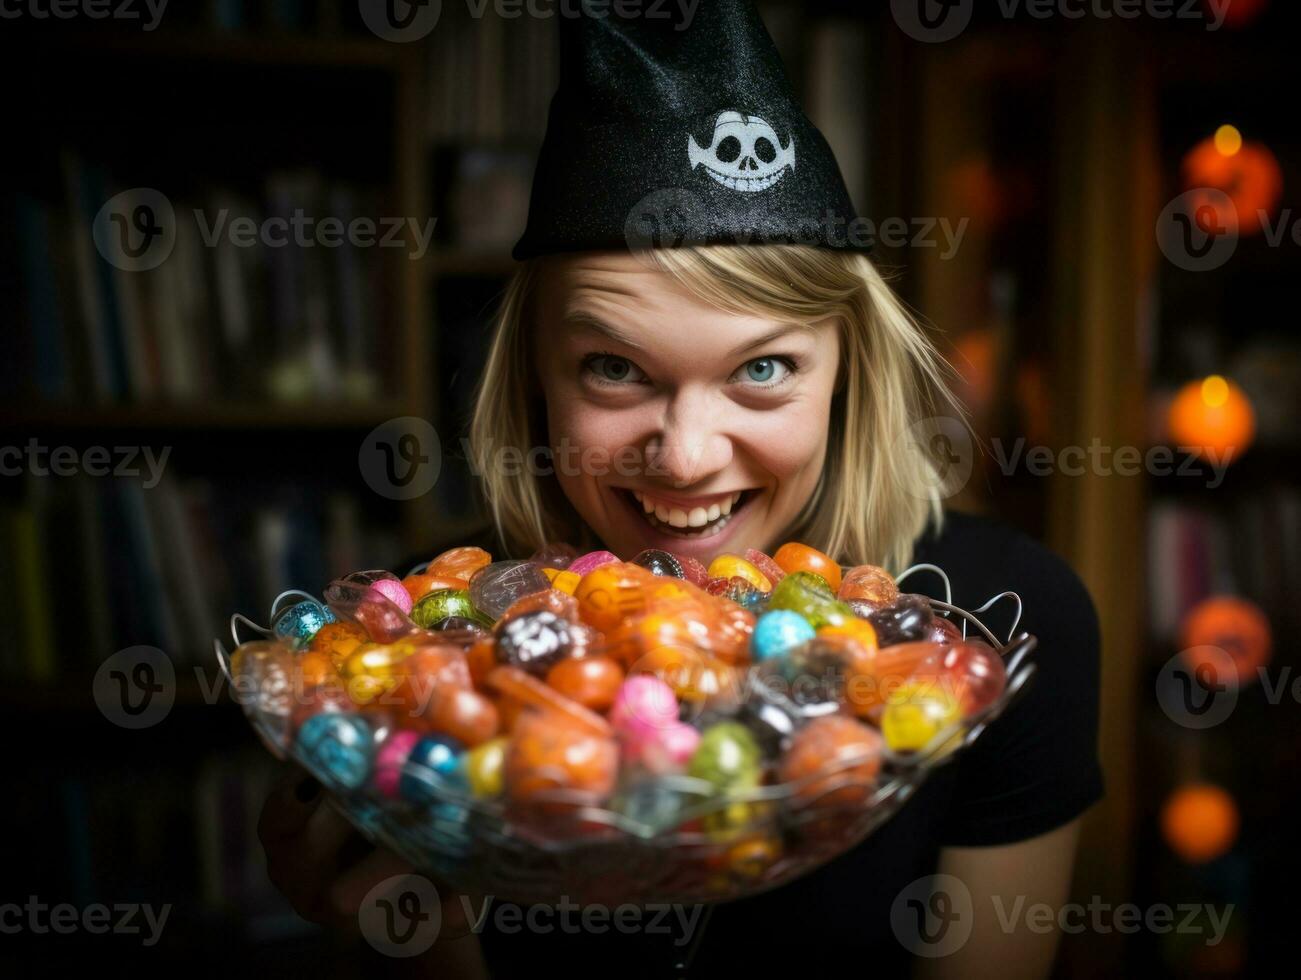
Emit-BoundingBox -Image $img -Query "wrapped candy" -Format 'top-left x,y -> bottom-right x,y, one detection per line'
744,549 -> 786,588
470,561 -> 552,620
706,555 -> 771,593
465,735 -> 509,797
230,640 -> 297,751
863,593 -> 934,646
766,571 -> 854,629
272,598 -> 336,645
837,564 -> 898,609
399,733 -> 469,804
427,546 -> 492,581
411,589 -> 493,630
631,548 -> 685,578
297,711 -> 380,791
568,550 -> 621,576
494,609 -> 573,676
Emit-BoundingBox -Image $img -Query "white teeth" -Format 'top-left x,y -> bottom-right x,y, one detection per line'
626,489 -> 749,537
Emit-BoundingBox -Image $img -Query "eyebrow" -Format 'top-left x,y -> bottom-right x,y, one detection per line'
561,311 -> 647,351
562,311 -> 817,358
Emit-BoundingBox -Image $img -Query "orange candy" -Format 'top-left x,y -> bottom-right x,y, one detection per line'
501,587 -> 580,624
628,644 -> 739,704
297,649 -> 339,691
422,686 -> 500,747
503,709 -> 619,805
837,564 -> 899,608
778,715 -> 883,808
546,656 -> 625,712
428,546 -> 492,581
773,542 -> 842,593
308,621 -> 369,667
486,666 -> 612,738
575,562 -> 657,632
402,572 -> 471,604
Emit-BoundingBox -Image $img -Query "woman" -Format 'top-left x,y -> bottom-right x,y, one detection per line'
259,3 -> 1103,976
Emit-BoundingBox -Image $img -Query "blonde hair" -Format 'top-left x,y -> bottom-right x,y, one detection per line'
469,244 -> 964,574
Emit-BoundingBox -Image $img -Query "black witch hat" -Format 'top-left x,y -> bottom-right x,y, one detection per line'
511,0 -> 871,260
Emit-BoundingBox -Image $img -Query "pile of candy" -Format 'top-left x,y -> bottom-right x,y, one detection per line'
225,542 -> 1020,901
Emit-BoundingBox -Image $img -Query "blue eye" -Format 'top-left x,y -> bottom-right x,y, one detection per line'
734,357 -> 793,387
585,354 -> 645,384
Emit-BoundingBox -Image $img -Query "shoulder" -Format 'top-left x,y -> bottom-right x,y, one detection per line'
916,510 -> 1106,844
909,508 -> 1098,648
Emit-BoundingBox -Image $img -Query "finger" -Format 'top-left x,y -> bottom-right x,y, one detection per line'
301,799 -> 363,865
327,847 -> 415,923
257,765 -> 324,844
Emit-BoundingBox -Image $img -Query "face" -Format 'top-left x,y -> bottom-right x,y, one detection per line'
533,251 -> 840,562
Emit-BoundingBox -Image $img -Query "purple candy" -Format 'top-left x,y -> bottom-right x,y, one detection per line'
373,729 -> 422,798
568,550 -> 621,577
368,577 -> 413,616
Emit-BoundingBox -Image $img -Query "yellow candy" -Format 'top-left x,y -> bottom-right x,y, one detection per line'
881,679 -> 962,755
465,736 -> 509,797
339,642 -> 412,705
727,835 -> 782,880
707,555 -> 771,593
541,567 -> 561,583
551,570 -> 581,595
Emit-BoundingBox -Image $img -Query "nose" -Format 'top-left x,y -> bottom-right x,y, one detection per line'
646,387 -> 734,489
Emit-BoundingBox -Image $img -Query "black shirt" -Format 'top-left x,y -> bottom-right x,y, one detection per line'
398,509 -> 1104,977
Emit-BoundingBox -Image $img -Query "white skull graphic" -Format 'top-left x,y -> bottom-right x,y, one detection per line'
688,111 -> 795,192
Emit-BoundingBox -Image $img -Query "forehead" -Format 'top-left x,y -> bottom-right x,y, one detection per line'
537,251 -> 790,355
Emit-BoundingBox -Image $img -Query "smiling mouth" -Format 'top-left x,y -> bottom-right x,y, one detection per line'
615,488 -> 757,540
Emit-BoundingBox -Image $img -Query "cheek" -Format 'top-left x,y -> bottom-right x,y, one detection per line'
735,398 -> 833,483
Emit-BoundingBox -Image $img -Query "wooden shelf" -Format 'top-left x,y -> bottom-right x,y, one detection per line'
0,401 -> 411,431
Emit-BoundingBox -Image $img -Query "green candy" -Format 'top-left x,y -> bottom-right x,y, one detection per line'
410,589 -> 493,629
688,721 -> 762,791
766,571 -> 853,629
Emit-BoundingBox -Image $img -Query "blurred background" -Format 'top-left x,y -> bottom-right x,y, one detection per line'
1,0 -> 1297,976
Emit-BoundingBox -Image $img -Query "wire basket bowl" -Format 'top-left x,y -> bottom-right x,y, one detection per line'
214,563 -> 1036,907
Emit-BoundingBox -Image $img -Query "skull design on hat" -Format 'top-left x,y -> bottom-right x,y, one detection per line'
688,110 -> 796,192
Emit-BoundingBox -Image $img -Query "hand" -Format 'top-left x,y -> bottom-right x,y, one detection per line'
257,764 -> 477,940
